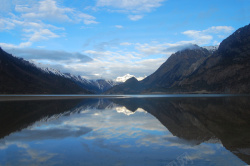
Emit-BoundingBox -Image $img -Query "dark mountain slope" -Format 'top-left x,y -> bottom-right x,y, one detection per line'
0,47 -> 91,94
105,77 -> 141,94
106,24 -> 250,94
178,24 -> 250,93
141,45 -> 210,92
106,45 -> 211,94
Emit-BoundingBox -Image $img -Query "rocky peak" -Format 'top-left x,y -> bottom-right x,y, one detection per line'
179,44 -> 202,51
218,24 -> 250,61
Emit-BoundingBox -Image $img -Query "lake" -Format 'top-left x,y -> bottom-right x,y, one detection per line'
0,95 -> 250,166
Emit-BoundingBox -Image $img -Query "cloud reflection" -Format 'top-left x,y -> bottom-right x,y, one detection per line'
0,98 -> 248,166
3,126 -> 92,142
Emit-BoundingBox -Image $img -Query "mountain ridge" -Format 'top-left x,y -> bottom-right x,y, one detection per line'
106,24 -> 250,94
0,47 -> 90,94
176,24 -> 250,93
0,47 -> 120,94
1,24 -> 250,94
105,44 -> 213,94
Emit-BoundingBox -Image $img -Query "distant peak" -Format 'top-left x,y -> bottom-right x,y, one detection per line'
115,74 -> 146,82
178,44 -> 202,52
163,44 -> 205,55
125,77 -> 138,83
116,74 -> 134,82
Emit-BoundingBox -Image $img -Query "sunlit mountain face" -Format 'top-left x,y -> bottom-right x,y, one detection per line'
0,95 -> 249,165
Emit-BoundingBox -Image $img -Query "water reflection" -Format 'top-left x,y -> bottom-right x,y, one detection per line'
0,96 -> 250,165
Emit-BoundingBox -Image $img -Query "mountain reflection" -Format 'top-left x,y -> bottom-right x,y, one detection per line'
111,96 -> 250,164
0,96 -> 250,165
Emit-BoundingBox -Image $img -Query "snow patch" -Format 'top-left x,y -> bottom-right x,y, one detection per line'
115,106 -> 147,116
203,45 -> 219,52
115,74 -> 146,82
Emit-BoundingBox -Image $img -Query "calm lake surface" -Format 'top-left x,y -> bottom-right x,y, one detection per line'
0,95 -> 250,166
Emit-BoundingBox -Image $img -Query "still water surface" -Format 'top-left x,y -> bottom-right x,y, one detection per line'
0,95 -> 250,166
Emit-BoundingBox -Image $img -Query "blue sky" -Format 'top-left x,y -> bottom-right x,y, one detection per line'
0,0 -> 249,80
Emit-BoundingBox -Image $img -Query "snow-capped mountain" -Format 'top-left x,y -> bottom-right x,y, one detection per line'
203,45 -> 219,53
0,47 -> 91,94
34,65 -> 119,94
64,73 -> 120,94
115,74 -> 146,82
38,66 -> 66,77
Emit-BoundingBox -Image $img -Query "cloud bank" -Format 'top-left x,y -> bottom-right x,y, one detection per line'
0,0 -> 98,48
96,0 -> 166,20
1,25 -> 235,80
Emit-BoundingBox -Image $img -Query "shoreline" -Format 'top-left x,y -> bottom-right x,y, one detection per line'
0,94 -> 249,101
0,95 -> 125,101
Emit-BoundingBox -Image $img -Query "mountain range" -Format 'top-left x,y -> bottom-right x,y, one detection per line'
106,23 -> 250,94
0,23 -> 249,94
0,48 -> 118,94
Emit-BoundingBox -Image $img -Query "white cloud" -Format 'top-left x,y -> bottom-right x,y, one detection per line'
182,26 -> 234,45
0,18 -> 15,31
96,0 -> 165,13
1,23 -> 235,80
128,15 -> 144,21
82,20 -> 98,25
67,49 -> 164,79
38,32 -> 225,80
135,42 -> 172,56
0,45 -> 157,80
74,29 -> 235,79
0,0 -> 98,49
0,18 -> 64,48
0,42 -> 32,49
15,1 -> 72,21
120,42 -> 132,46
182,30 -> 213,45
15,0 -> 98,24
28,29 -> 60,42
204,26 -> 234,34
115,25 -> 123,29
96,0 -> 166,21
77,12 -> 99,24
